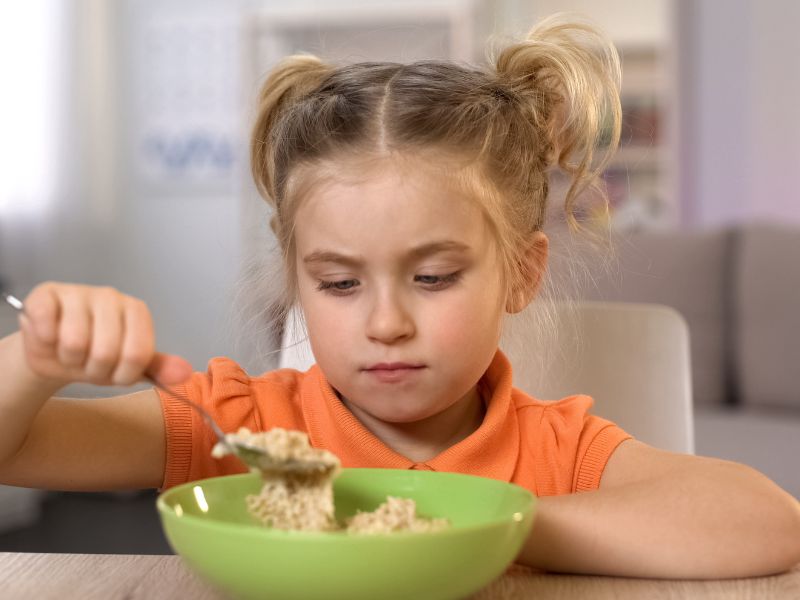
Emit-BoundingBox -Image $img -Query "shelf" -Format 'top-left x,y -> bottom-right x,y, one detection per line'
607,146 -> 663,171
619,46 -> 666,96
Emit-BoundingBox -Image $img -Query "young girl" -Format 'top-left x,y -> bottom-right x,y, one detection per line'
1,15 -> 798,578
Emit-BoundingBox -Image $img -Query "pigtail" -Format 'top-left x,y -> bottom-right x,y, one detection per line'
494,14 -> 621,229
250,55 -> 333,206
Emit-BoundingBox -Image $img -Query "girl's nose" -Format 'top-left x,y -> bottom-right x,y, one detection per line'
365,292 -> 415,344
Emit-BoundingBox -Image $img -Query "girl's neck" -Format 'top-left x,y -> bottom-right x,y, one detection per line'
340,384 -> 487,463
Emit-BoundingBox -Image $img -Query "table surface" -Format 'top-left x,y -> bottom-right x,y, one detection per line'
1,552 -> 798,599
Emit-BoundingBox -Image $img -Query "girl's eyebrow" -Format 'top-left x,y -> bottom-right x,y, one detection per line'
302,240 -> 472,267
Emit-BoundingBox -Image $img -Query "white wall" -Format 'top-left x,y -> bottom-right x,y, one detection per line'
109,0 -> 254,372
0,0 -> 258,375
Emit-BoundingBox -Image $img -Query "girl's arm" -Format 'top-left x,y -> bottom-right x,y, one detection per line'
0,341 -> 166,489
0,283 -> 191,490
518,439 -> 800,578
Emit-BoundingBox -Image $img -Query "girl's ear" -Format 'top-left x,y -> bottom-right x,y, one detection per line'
506,231 -> 549,314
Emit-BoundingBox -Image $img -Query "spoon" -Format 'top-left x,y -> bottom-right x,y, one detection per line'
2,292 -> 336,479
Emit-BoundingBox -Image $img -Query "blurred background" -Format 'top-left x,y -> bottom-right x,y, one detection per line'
1,0 -> 798,553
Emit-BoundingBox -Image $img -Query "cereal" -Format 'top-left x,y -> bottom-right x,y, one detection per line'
212,427 -> 450,534
346,495 -> 450,534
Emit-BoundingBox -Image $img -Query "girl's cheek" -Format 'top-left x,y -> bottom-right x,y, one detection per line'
428,298 -> 501,346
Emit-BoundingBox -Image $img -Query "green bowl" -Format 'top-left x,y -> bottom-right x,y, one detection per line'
157,468 -> 536,600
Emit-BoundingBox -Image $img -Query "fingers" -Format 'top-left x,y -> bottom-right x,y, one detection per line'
18,282 -> 188,388
112,297 -> 155,385
57,286 -> 92,367
24,283 -> 61,347
21,283 -> 66,378
18,312 -> 58,367
85,288 -> 124,382
146,353 -> 194,387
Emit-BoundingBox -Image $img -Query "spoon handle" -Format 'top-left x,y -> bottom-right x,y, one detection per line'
2,293 -> 25,313
147,376 -> 228,443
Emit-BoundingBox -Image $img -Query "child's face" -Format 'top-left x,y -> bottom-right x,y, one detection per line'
293,159 -> 508,425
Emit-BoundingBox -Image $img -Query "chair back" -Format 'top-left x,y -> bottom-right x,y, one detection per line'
502,301 -> 694,453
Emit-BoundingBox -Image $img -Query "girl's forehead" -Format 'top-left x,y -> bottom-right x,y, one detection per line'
299,155 -> 464,194
293,160 -> 494,256
297,156 -> 472,209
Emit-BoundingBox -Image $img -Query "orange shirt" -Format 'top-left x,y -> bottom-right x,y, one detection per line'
158,349 -> 631,496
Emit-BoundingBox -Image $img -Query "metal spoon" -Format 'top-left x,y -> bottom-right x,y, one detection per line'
2,292 -> 336,479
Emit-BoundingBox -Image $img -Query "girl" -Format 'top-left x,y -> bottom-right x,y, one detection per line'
1,15 -> 798,578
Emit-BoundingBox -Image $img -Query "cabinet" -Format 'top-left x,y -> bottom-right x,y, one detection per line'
506,0 -> 673,230
545,45 -> 671,232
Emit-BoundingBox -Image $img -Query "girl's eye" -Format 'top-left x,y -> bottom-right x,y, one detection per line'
316,279 -> 359,296
414,272 -> 462,289
315,272 -> 462,296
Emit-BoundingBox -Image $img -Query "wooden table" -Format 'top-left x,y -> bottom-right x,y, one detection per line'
1,552 -> 798,599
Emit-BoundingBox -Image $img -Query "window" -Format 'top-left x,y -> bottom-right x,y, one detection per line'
0,1 -> 64,215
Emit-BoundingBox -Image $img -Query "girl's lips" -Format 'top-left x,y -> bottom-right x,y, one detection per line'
363,365 -> 426,383
365,362 -> 424,371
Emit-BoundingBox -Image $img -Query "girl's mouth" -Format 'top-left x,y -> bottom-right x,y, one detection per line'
366,362 -> 424,371
363,364 -> 426,383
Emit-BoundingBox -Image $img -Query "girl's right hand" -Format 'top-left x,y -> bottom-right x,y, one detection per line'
17,282 -> 193,388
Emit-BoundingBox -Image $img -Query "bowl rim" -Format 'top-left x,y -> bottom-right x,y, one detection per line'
156,468 -> 537,540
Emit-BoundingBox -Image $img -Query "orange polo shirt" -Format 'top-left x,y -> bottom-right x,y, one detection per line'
158,349 -> 632,496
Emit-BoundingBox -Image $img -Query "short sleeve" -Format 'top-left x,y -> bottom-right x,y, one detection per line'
157,357 -> 259,490
535,395 -> 633,494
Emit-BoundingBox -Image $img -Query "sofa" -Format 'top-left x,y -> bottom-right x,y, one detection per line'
549,221 -> 800,498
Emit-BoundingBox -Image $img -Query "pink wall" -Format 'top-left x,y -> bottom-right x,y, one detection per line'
676,0 -> 800,226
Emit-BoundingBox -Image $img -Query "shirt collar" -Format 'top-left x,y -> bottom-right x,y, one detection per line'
301,349 -> 519,482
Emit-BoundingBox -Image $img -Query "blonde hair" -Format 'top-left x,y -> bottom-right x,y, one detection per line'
245,14 -> 621,358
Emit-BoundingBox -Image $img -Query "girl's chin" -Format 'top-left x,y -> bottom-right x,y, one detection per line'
345,400 -> 444,425
373,411 -> 441,425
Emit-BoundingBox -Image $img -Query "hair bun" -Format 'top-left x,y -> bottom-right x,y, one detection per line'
494,13 -> 621,227
251,54 -> 333,203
